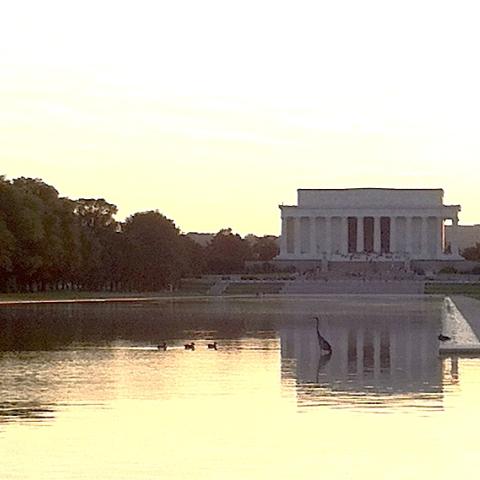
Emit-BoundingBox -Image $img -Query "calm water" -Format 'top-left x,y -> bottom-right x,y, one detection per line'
1,296 -> 479,479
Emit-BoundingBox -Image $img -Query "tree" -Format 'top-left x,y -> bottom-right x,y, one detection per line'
74,198 -> 119,290
74,198 -> 118,229
0,175 -> 215,293
252,235 -> 279,261
14,178 -> 72,288
7,178 -> 47,289
462,243 -> 480,261
205,228 -> 251,273
0,219 -> 15,289
179,235 -> 206,277
123,211 -> 184,290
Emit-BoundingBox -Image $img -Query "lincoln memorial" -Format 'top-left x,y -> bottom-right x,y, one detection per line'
277,188 -> 462,263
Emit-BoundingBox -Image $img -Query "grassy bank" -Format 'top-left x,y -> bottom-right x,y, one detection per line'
425,282 -> 480,300
0,291 -> 168,302
0,278 -> 219,303
224,282 -> 284,295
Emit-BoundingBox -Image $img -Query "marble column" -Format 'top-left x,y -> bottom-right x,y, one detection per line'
421,217 -> 429,258
390,216 -> 396,254
451,216 -> 459,256
341,217 -> 348,255
325,216 -> 332,256
357,216 -> 364,253
310,217 -> 317,256
280,217 -> 288,256
294,217 -> 301,256
374,216 -> 381,253
436,217 -> 444,258
406,217 -> 413,256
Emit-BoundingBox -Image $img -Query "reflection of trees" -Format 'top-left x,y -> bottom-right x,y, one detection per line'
0,299 -> 282,427
0,346 -> 121,426
0,401 -> 55,423
0,300 -> 279,351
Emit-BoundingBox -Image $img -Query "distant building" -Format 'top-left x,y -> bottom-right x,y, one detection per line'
188,232 -> 279,248
244,234 -> 279,246
277,188 -> 462,263
445,224 -> 480,252
186,232 -> 214,247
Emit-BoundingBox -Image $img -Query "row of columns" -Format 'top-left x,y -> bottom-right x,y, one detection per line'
280,215 -> 458,258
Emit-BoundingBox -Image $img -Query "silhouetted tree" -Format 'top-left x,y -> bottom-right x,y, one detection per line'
0,175 -> 275,292
252,235 -> 279,261
205,228 -> 251,273
462,243 -> 480,261
74,198 -> 119,290
179,235 -> 207,277
123,211 -> 184,290
74,198 -> 118,229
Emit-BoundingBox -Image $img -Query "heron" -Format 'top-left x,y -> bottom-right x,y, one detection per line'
314,316 -> 332,354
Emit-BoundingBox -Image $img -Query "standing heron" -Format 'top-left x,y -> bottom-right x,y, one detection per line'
314,316 -> 332,354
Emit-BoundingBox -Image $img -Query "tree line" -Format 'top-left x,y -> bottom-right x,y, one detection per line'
0,176 -> 279,293
462,243 -> 480,262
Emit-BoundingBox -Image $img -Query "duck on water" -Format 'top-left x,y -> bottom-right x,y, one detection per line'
157,341 -> 218,350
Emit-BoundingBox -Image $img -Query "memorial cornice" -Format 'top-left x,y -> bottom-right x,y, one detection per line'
280,205 -> 459,219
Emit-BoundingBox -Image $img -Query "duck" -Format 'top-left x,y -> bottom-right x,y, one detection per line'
184,342 -> 195,350
438,334 -> 451,342
314,316 -> 333,354
207,342 -> 218,350
157,342 -> 167,351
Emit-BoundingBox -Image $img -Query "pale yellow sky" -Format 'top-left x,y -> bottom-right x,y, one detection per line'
1,0 -> 479,235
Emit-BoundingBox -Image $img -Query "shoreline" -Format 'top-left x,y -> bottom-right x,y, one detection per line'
447,295 -> 480,349
3,292 -> 480,357
0,293 -> 205,305
0,291 -> 445,306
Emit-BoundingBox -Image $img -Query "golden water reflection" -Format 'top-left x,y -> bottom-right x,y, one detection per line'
0,297 -> 479,479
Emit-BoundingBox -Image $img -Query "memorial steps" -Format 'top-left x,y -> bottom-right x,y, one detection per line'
279,279 -> 424,295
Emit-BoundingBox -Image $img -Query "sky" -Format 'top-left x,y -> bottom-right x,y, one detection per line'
1,0 -> 479,235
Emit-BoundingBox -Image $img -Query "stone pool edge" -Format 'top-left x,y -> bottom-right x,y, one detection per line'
441,295 -> 480,355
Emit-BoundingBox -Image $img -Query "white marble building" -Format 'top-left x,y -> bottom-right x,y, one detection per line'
278,188 -> 461,261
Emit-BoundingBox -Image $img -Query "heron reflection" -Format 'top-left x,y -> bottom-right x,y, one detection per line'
314,316 -> 332,355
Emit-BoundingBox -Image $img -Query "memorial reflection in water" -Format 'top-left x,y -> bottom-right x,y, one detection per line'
279,309 -> 444,411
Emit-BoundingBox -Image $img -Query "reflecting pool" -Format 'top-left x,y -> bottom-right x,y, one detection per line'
1,296 -> 479,479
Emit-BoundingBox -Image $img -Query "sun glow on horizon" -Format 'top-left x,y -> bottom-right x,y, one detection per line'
1,0 -> 480,235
